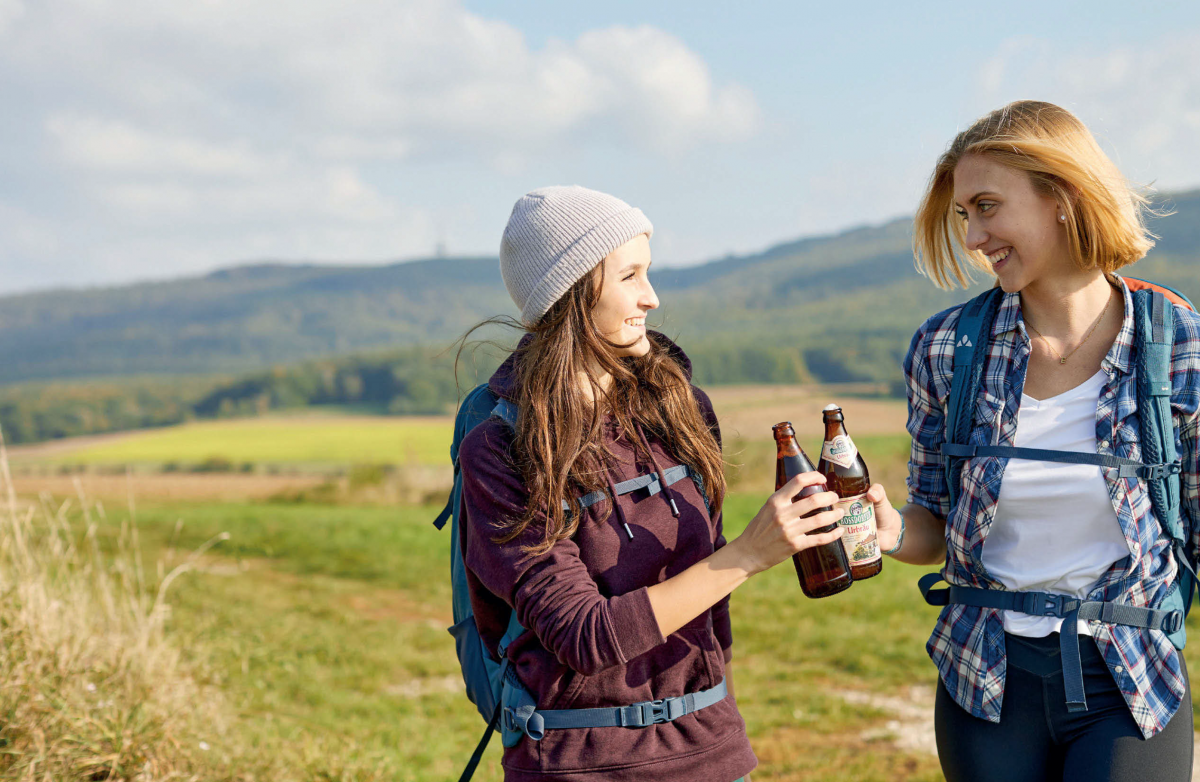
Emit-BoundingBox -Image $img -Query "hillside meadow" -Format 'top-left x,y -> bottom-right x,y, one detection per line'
4,384 -> 1200,781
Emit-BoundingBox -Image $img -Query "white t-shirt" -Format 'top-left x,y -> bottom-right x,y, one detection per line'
982,369 -> 1132,637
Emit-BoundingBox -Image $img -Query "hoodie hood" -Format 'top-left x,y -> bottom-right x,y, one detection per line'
487,329 -> 693,401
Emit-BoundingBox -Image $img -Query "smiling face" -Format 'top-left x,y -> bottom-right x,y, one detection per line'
952,153 -> 1072,293
591,233 -> 658,357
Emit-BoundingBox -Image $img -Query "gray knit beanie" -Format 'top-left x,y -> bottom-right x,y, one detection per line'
500,185 -> 653,325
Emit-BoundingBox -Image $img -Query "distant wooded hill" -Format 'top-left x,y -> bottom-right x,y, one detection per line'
5,188 -> 1196,386
1,190 -> 1198,444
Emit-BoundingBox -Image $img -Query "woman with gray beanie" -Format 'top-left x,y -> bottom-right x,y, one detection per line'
457,185 -> 844,781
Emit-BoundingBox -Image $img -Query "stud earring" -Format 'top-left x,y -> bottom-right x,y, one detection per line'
1059,214 -> 1067,222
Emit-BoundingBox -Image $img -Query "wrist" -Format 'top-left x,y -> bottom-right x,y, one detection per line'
718,537 -> 763,579
881,507 -> 906,555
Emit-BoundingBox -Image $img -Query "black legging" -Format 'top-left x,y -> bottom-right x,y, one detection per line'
935,632 -> 1193,782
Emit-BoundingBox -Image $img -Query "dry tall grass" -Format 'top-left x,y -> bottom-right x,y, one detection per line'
0,426 -> 228,781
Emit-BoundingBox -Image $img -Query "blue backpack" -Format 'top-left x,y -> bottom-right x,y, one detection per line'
433,382 -> 727,782
920,278 -> 1198,713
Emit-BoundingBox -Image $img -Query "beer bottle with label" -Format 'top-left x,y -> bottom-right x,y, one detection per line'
772,421 -> 854,598
817,404 -> 882,580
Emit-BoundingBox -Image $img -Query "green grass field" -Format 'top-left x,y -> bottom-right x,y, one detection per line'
38,414 -> 453,468
18,398 -> 1200,780
95,492 -> 1200,781
105,494 -> 945,781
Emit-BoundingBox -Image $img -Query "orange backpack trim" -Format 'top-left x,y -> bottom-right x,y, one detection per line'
1121,276 -> 1196,312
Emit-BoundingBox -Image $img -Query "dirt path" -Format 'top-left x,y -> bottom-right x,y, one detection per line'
6,472 -> 327,503
837,686 -> 1200,780
706,383 -> 908,442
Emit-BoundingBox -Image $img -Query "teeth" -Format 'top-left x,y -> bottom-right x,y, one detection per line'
988,248 -> 1011,264
625,317 -> 645,326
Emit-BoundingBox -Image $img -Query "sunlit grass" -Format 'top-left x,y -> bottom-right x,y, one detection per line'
40,414 -> 454,468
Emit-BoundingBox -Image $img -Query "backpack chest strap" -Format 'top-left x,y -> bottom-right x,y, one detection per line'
566,464 -> 697,512
919,574 -> 1183,713
940,443 -> 1181,481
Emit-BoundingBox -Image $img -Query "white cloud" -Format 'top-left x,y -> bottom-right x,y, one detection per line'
8,0 -> 757,160
46,115 -> 278,178
974,33 -> 1200,190
0,0 -> 760,291
0,0 -> 21,35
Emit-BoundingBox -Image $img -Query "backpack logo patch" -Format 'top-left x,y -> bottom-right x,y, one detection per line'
956,335 -> 973,348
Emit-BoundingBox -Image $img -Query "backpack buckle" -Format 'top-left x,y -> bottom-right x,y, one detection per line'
1023,593 -> 1066,617
1139,461 -> 1181,481
1164,610 -> 1185,635
644,699 -> 670,724
626,697 -> 684,726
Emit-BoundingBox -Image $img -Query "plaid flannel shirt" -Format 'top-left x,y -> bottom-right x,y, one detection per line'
903,277 -> 1200,738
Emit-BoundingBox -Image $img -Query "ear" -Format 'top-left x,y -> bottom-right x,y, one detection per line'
1052,180 -> 1081,224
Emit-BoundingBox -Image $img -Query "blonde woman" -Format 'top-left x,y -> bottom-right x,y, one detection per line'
865,101 -> 1198,780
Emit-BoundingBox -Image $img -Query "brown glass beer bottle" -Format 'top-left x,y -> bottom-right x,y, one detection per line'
772,422 -> 853,599
817,404 -> 882,580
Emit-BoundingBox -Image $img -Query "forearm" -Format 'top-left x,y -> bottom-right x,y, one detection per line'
883,503 -> 947,566
646,540 -> 754,639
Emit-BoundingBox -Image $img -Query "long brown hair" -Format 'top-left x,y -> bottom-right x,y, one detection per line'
914,100 -> 1155,289
464,262 -> 725,556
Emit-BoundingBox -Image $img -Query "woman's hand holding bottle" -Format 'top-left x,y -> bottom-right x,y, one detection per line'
731,472 -> 845,576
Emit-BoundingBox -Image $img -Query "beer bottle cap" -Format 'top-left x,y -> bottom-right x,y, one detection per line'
822,403 -> 840,412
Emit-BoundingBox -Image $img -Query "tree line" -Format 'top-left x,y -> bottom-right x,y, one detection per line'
0,335 -> 910,446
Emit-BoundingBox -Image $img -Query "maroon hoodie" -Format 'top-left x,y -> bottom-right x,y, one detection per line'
458,333 -> 756,782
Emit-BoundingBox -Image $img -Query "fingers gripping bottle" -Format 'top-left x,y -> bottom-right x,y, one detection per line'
772,422 -> 854,598
817,404 -> 882,580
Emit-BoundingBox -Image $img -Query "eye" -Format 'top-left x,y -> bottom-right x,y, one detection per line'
978,201 -> 996,214
954,208 -> 968,221
622,272 -> 636,281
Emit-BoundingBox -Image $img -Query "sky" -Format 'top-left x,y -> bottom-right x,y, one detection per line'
1,1 -> 1199,294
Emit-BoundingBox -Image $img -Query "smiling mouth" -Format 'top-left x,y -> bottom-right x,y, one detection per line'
987,248 -> 1012,265
624,317 -> 645,327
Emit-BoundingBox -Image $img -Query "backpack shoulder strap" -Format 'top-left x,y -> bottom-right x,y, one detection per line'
491,397 -> 518,429
1132,289 -> 1187,546
943,287 -> 1005,513
1123,276 -> 1196,312
434,382 -> 500,530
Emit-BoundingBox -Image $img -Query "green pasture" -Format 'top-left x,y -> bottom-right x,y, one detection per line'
40,414 -> 453,468
106,494 -> 951,781
84,488 -> 1200,781
52,415 -> 1198,780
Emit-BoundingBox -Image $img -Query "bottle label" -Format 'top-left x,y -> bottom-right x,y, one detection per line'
821,434 -> 858,468
835,493 -> 880,566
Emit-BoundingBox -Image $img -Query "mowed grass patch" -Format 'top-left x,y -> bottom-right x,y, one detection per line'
39,414 -> 453,468
95,493 -> 1200,780
101,501 -> 496,781
111,494 -> 944,780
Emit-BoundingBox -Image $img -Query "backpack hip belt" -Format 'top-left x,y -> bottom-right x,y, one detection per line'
920,572 -> 1183,713
502,677 -> 728,739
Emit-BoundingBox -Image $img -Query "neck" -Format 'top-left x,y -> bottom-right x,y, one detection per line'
1018,270 -> 1116,338
577,361 -> 613,405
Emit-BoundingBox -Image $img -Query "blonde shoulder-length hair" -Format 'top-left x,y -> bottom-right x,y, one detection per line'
914,100 -> 1156,290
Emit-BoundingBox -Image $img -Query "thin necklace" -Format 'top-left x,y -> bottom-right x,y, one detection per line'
1024,291 -> 1113,365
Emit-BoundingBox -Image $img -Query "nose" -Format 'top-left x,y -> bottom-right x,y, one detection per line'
964,218 -> 988,253
642,280 -> 660,312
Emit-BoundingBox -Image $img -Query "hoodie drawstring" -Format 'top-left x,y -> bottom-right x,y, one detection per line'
606,473 -> 635,539
635,423 -> 680,518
